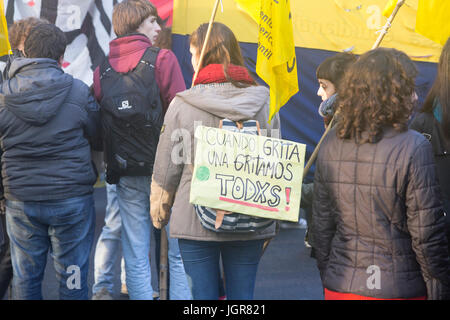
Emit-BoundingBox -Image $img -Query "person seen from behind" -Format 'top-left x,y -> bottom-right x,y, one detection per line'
150,22 -> 280,300
92,0 -> 188,300
0,17 -> 49,299
0,23 -> 101,299
311,48 -> 450,300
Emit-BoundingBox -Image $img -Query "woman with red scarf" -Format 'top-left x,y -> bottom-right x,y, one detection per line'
149,22 -> 281,300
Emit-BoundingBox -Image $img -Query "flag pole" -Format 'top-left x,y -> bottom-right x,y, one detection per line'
372,0 -> 406,49
159,227 -> 169,300
301,0 -> 406,180
192,0 -> 221,85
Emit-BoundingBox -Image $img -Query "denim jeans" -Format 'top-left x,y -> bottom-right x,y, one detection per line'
166,223 -> 192,300
5,194 -> 95,300
178,239 -> 265,300
93,183 -> 125,295
96,181 -> 190,299
117,176 -> 192,300
116,176 -> 153,299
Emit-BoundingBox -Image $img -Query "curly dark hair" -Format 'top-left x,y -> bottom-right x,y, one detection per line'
336,48 -> 416,144
24,23 -> 67,61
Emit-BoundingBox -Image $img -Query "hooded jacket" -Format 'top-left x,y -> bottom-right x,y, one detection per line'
92,33 -> 185,113
150,82 -> 280,241
311,127 -> 450,299
0,58 -> 101,201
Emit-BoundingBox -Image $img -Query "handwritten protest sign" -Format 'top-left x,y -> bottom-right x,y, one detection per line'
190,126 -> 306,222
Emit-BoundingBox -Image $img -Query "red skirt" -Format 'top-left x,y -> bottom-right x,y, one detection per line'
324,288 -> 427,300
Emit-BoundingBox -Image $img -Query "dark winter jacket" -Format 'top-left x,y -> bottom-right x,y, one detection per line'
0,58 -> 101,201
410,110 -> 450,220
311,127 -> 450,299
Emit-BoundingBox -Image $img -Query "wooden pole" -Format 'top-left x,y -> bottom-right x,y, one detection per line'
302,115 -> 336,179
372,0 -> 406,50
192,0 -> 221,85
301,0 -> 406,179
159,227 -> 169,300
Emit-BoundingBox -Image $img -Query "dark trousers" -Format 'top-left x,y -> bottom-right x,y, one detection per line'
0,212 -> 13,298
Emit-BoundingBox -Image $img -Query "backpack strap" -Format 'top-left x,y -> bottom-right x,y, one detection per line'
139,46 -> 160,70
138,47 -> 161,103
98,46 -> 161,98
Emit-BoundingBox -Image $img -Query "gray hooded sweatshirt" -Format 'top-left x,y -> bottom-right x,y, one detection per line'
0,58 -> 101,201
150,83 -> 280,241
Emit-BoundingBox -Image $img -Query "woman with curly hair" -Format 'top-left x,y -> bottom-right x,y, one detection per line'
311,48 -> 450,300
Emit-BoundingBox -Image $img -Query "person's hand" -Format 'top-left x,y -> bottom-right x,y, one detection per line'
150,204 -> 170,229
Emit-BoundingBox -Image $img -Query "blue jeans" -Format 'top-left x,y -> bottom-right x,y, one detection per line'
166,223 -> 192,300
178,239 -> 265,300
93,183 -> 125,295
96,181 -> 190,299
5,194 -> 95,300
117,176 -> 192,300
117,176 -> 156,300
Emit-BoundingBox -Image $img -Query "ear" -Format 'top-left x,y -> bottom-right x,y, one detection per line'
58,55 -> 64,67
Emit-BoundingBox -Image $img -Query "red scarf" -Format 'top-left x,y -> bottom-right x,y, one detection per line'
193,64 -> 254,86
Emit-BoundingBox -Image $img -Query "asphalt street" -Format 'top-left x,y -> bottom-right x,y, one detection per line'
6,186 -> 324,300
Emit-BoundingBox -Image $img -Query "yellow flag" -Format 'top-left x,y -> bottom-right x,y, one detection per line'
234,0 -> 259,22
415,0 -> 450,46
0,0 -> 11,56
256,0 -> 298,122
382,0 -> 398,18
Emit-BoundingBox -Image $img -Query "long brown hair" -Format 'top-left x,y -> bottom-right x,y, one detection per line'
421,37 -> 450,142
336,48 -> 416,143
190,22 -> 256,87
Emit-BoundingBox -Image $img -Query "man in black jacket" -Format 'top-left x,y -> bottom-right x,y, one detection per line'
0,23 -> 101,300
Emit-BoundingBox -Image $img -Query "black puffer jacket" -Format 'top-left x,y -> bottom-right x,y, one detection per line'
409,111 -> 450,240
311,127 -> 450,299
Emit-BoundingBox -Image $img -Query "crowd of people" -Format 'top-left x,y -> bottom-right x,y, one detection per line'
0,0 -> 449,300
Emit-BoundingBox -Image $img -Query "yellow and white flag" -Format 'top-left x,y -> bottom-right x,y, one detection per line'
0,0 -> 11,56
415,0 -> 450,46
254,0 -> 298,122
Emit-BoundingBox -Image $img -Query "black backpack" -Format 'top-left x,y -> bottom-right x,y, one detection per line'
98,47 -> 163,184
